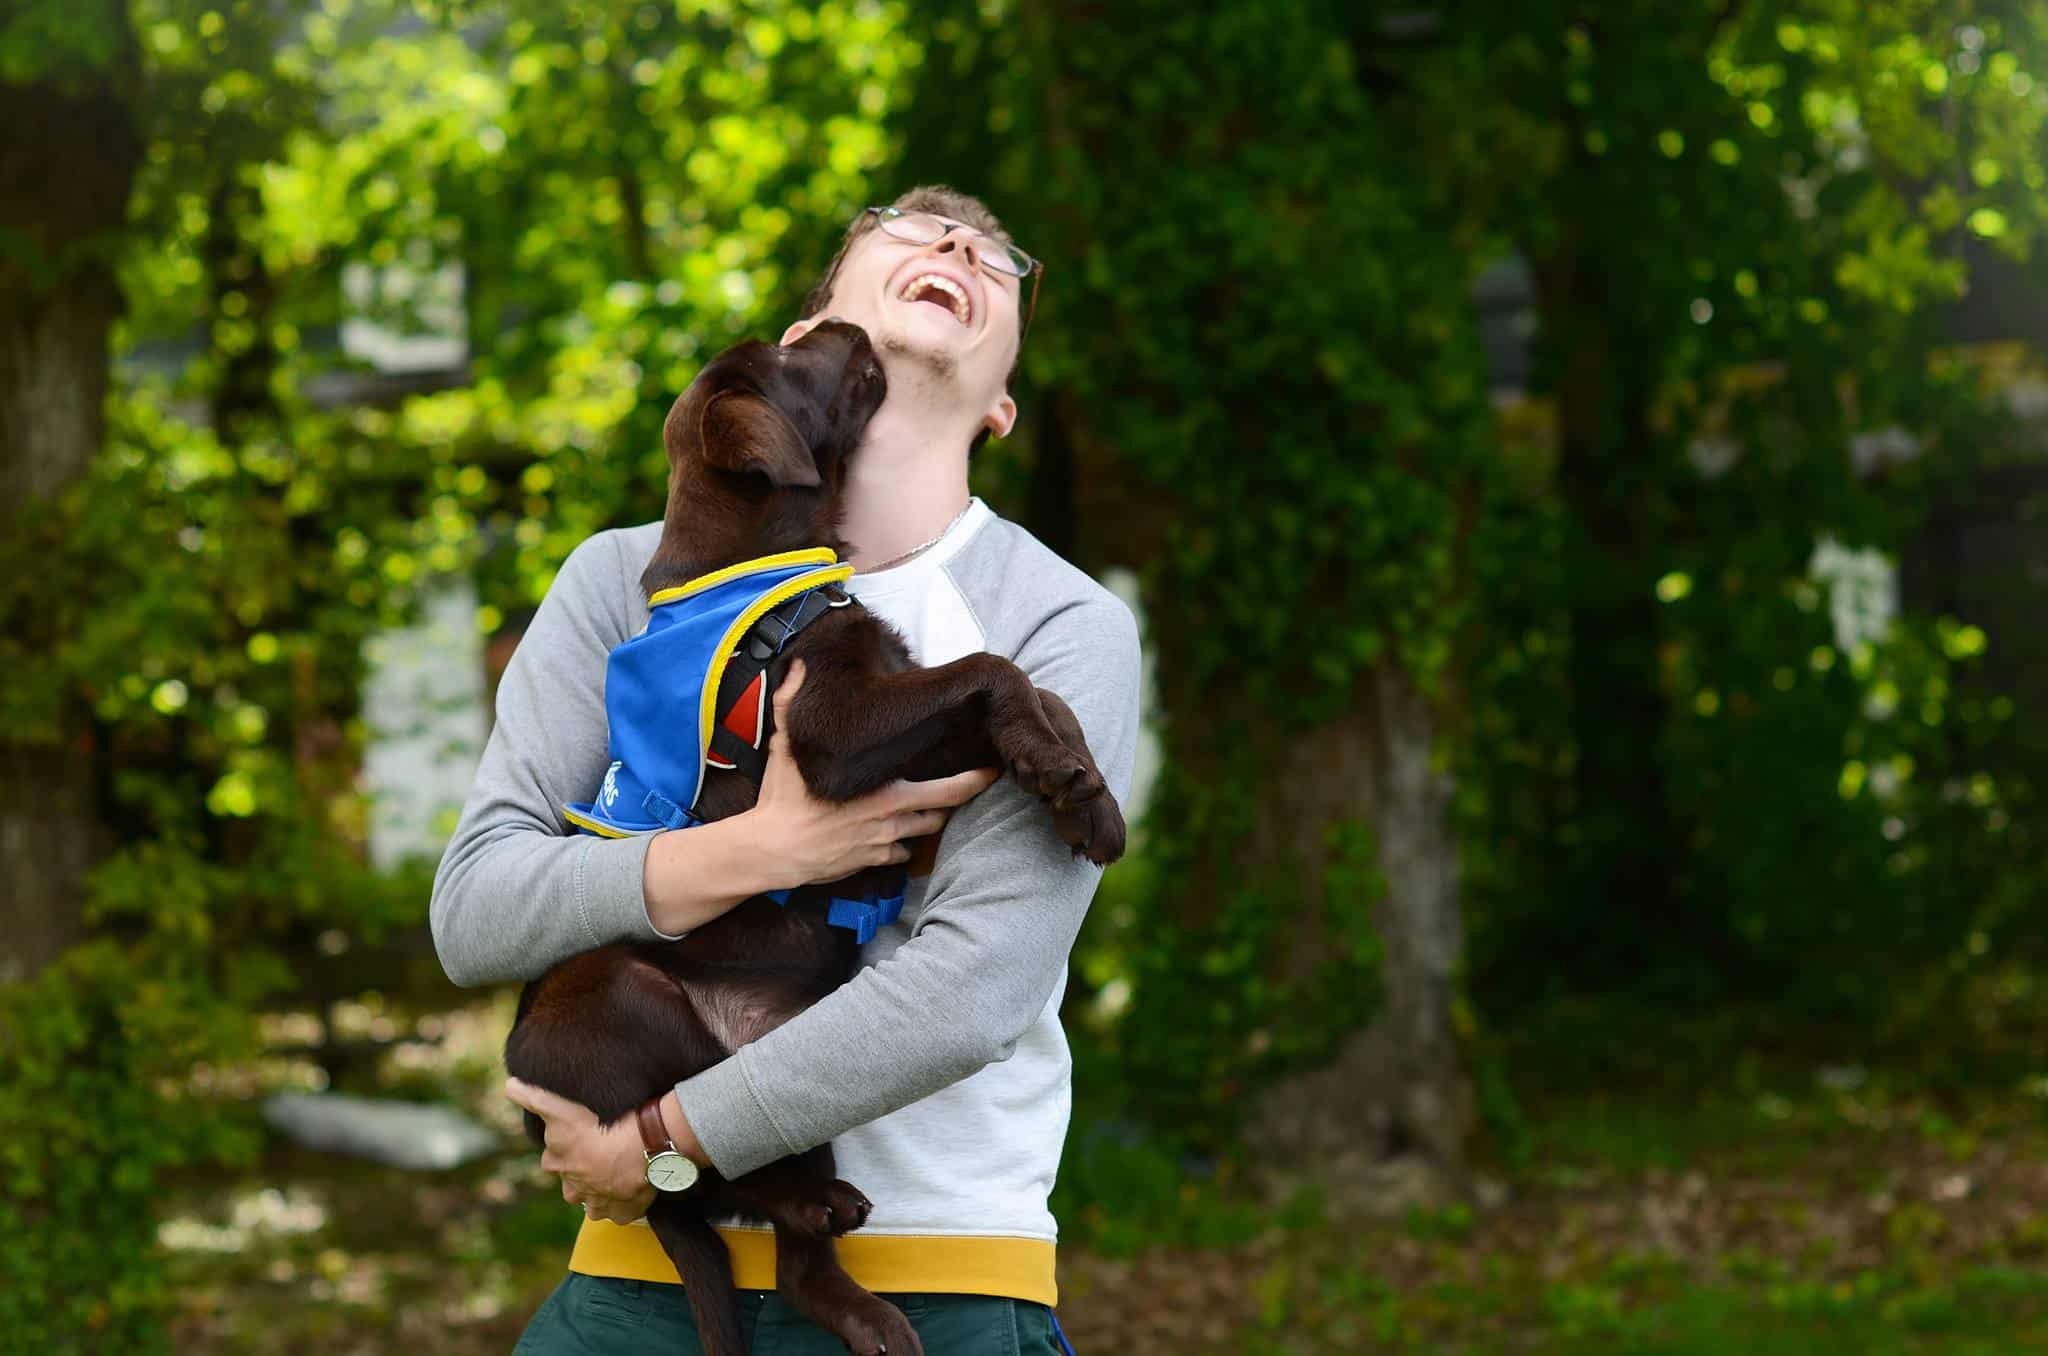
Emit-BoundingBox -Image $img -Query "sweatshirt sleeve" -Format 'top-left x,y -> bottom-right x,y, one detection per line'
672,593 -> 1142,1177
429,530 -> 676,988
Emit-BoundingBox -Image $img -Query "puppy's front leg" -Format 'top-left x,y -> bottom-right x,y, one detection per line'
1032,686 -> 1120,858
787,653 -> 1124,863
727,1146 -> 874,1238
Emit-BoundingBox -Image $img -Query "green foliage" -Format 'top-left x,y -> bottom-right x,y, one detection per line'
1049,1123 -> 1265,1257
0,382 -> 470,1344
6,1 -> 2048,1342
900,0 -> 1525,1143
1440,3 -> 2048,1023
0,0 -> 129,86
252,0 -> 914,607
899,0 -> 2048,1149
0,940 -> 264,1351
3,0 -> 912,1343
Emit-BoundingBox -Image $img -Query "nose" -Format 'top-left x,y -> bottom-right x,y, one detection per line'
927,231 -> 981,271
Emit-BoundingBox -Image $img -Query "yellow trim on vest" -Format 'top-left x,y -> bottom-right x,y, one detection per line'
693,563 -> 855,769
561,806 -> 636,838
647,549 -> 841,608
566,1219 -> 1058,1305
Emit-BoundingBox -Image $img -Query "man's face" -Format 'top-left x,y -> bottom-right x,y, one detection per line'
782,215 -> 1021,441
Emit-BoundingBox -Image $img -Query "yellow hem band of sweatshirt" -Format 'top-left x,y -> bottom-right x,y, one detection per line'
567,1218 -> 1058,1305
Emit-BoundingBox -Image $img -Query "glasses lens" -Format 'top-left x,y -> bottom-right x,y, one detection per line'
991,246 -> 1033,278
874,209 -> 1032,277
877,210 -> 948,244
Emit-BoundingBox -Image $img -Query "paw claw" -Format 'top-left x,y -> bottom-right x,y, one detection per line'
837,1297 -> 921,1356
771,1179 -> 873,1238
1050,774 -> 1125,865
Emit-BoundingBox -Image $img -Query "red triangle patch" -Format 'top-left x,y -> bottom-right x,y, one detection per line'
721,670 -> 767,749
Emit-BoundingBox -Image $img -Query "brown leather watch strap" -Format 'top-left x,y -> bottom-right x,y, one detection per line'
635,1097 -> 673,1157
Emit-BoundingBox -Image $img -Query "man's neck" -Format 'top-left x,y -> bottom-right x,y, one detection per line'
840,381 -> 979,571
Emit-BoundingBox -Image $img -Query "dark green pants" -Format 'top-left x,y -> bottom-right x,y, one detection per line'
513,1273 -> 1070,1355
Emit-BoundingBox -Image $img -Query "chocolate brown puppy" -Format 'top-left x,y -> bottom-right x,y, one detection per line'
503,320 -> 1125,1356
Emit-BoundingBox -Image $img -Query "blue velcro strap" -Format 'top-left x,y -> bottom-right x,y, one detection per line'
763,886 -> 793,906
825,871 -> 908,941
826,896 -> 882,944
875,869 -> 907,926
641,790 -> 698,831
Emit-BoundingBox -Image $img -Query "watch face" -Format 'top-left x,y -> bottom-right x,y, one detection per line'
646,1151 -> 699,1193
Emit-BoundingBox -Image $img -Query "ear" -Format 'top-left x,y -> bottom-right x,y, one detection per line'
699,391 -> 821,488
981,391 -> 1018,442
780,316 -> 824,345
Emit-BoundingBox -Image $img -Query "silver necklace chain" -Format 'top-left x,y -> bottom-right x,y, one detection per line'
861,500 -> 972,573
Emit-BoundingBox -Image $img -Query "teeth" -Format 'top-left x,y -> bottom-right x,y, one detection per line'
899,273 -> 971,325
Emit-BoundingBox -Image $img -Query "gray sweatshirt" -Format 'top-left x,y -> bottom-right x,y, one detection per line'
429,499 -> 1139,1301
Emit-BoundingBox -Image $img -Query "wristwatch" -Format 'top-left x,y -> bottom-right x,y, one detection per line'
636,1097 -> 700,1193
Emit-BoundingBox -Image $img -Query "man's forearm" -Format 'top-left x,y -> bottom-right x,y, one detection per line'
643,813 -> 788,936
433,807 -> 793,983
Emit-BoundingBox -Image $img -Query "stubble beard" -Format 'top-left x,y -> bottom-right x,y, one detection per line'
879,329 -> 959,383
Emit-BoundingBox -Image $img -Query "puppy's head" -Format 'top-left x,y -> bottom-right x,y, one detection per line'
648,321 -> 887,583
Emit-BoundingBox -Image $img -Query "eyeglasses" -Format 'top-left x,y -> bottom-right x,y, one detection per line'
864,206 -> 1043,342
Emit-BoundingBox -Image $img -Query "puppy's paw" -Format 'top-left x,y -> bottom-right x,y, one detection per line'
819,1178 -> 873,1236
1007,739 -> 1091,805
1055,785 -> 1127,865
836,1296 -> 922,1356
780,1179 -> 873,1238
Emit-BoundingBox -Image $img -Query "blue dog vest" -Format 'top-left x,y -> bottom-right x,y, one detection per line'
562,548 -> 903,942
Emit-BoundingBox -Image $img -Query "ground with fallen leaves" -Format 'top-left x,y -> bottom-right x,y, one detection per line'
162,992 -> 2048,1354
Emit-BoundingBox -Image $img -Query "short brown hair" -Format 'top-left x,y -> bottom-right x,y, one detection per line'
799,187 -> 1024,453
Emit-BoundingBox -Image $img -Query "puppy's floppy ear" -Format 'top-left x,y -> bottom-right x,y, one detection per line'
698,391 -> 821,488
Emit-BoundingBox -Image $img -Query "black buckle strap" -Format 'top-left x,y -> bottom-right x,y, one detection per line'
710,585 -> 852,789
753,587 -> 843,656
708,722 -> 767,784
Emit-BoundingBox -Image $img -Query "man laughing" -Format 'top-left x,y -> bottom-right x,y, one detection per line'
432,186 -> 1138,1354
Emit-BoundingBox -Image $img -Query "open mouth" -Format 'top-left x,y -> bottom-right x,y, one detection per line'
897,272 -> 973,327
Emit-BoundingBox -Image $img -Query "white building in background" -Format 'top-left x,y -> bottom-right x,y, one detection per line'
339,260 -> 468,374
361,580 -> 487,869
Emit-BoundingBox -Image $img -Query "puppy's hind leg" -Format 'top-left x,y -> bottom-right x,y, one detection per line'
644,1198 -> 747,1356
773,1225 -> 921,1356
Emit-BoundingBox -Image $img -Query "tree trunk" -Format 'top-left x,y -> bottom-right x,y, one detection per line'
896,0 -> 1476,1194
1531,239 -> 1681,981
0,55 -> 142,981
1244,662 -> 1473,1206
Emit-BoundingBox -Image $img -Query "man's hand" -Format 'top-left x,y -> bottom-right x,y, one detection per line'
749,659 -> 1000,886
505,1077 -> 657,1225
642,662 -> 998,934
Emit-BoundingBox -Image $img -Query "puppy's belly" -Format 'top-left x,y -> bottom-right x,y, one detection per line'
683,983 -> 804,1053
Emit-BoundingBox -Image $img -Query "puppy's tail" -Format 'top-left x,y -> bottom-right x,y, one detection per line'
646,1203 -> 747,1355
